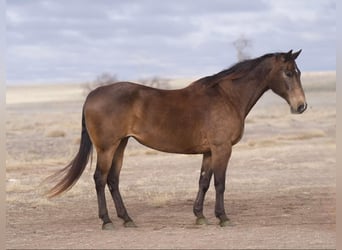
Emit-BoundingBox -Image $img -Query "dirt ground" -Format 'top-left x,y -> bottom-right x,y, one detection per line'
6,74 -> 336,249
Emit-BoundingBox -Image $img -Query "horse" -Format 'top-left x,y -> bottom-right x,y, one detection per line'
47,49 -> 307,229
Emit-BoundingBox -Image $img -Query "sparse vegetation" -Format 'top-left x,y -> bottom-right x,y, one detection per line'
45,129 -> 66,138
138,76 -> 171,89
83,72 -> 119,95
83,73 -> 171,96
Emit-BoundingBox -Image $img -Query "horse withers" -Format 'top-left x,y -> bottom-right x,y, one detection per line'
47,50 -> 307,229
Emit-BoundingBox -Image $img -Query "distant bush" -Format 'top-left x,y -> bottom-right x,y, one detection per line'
83,72 -> 118,96
138,76 -> 170,89
83,73 -> 170,96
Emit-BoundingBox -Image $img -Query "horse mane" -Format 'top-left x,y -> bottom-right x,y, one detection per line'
195,53 -> 276,87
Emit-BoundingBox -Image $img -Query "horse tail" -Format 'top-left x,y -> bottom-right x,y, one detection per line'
46,110 -> 93,198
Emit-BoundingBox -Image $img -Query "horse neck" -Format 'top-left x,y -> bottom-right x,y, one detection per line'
218,71 -> 270,119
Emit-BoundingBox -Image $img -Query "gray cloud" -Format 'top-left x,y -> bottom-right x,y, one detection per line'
6,0 -> 336,84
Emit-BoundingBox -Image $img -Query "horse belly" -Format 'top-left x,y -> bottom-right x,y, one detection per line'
130,111 -> 209,154
132,132 -> 209,154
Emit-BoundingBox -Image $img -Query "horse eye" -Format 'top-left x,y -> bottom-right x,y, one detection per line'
285,71 -> 293,77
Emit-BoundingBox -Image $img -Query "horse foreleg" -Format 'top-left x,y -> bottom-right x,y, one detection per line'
212,146 -> 232,227
193,152 -> 213,225
107,138 -> 136,227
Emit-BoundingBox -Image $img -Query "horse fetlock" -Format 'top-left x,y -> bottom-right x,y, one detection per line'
99,213 -> 111,223
216,213 -> 231,227
193,202 -> 204,217
215,210 -> 228,220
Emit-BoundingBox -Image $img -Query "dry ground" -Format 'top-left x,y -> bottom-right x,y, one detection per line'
6,72 -> 336,249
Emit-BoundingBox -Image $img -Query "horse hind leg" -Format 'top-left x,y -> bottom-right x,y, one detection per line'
93,144 -> 118,230
107,138 -> 136,227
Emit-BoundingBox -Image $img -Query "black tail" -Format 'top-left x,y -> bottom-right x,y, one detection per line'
46,110 -> 93,198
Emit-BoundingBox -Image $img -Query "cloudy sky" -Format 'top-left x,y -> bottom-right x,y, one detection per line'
6,0 -> 336,85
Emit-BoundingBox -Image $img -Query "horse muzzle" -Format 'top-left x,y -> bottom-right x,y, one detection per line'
291,102 -> 307,114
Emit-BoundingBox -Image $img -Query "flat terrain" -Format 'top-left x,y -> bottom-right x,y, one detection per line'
6,72 -> 336,249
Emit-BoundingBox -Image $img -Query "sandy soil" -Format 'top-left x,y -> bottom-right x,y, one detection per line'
6,73 -> 336,249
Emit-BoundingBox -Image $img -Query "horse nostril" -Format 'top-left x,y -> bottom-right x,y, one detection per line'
297,103 -> 307,113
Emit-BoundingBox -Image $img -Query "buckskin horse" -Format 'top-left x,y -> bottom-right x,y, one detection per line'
47,50 -> 307,229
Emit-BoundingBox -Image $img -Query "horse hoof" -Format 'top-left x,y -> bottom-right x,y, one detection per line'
124,221 -> 137,228
196,217 -> 209,225
219,219 -> 232,227
102,222 -> 115,230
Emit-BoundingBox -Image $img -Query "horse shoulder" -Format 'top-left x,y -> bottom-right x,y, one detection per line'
204,91 -> 245,147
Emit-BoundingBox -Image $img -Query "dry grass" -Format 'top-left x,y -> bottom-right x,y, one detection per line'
246,129 -> 327,148
45,129 -> 66,138
143,191 -> 177,207
278,130 -> 326,141
31,197 -> 56,206
6,179 -> 35,193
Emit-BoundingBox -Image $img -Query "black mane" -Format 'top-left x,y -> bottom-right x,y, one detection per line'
197,53 -> 276,87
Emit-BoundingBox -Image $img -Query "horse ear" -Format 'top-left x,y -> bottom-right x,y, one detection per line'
291,49 -> 302,60
282,50 -> 293,62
